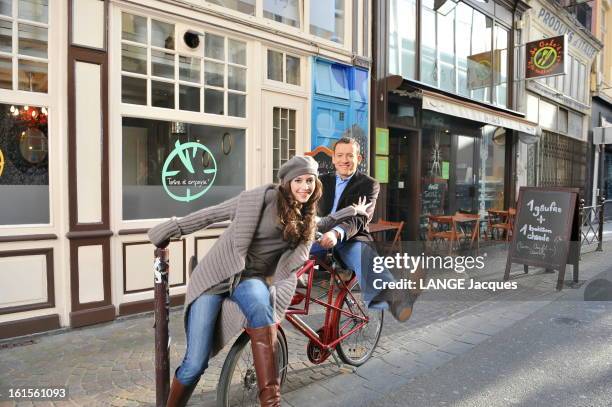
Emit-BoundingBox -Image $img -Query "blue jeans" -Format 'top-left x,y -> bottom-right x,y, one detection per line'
311,240 -> 396,308
176,278 -> 275,386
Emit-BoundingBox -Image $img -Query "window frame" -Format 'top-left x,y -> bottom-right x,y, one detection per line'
0,0 -> 50,94
112,6 -> 253,227
397,0 -> 512,108
120,10 -> 249,119
263,46 -> 305,90
199,0 -> 353,52
0,0 -> 55,230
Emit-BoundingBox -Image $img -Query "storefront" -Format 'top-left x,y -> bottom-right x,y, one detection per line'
591,95 -> 612,219
0,0 -> 371,339
516,0 -> 601,200
383,83 -> 537,240
372,0 -> 537,240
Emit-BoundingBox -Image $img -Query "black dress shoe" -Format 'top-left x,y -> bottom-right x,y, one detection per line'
373,289 -> 415,322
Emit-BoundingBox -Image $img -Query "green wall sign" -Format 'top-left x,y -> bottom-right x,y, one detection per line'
375,128 -> 389,155
162,140 -> 217,202
375,156 -> 389,184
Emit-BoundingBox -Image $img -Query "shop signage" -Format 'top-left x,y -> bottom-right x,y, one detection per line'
306,145 -> 335,175
375,156 -> 389,184
467,50 -> 502,90
375,128 -> 389,155
526,35 -> 567,79
421,180 -> 447,216
593,126 -> 612,145
504,187 -> 580,290
161,140 -> 217,203
536,6 -> 598,60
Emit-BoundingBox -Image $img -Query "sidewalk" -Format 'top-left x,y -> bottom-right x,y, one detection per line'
0,240 -> 611,407
282,241 -> 612,407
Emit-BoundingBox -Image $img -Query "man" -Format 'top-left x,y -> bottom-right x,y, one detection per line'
315,136 -> 414,322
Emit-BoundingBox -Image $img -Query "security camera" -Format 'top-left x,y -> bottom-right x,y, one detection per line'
183,30 -> 203,49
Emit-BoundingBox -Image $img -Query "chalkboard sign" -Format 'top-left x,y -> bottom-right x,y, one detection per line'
306,145 -> 335,176
421,180 -> 447,215
504,187 -> 580,290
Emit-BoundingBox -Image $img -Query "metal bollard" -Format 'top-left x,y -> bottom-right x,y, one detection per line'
598,195 -> 605,252
579,198 -> 585,260
154,247 -> 170,407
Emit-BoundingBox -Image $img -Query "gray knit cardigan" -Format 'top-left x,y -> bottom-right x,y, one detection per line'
148,184 -> 359,356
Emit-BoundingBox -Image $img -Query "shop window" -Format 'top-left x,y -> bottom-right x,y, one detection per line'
122,117 -> 245,220
207,0 -> 255,16
388,0 -> 417,80
314,60 -> 348,98
121,12 -> 247,118
563,55 -> 572,96
351,68 -> 368,103
437,10 -> 455,93
578,62 -> 586,103
0,102 -> 49,225
264,0 -> 300,28
420,0 -> 436,86
493,24 -> 508,108
526,94 -> 539,124
539,99 -> 557,131
480,126 -> 505,211
266,49 -> 301,86
272,107 -> 296,181
558,107 -> 568,134
570,58 -> 579,101
568,110 -> 582,139
605,150 -> 612,201
310,0 -> 344,44
0,0 -> 48,93
421,1 -> 494,104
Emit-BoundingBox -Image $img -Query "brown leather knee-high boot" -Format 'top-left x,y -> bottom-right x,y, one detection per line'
246,324 -> 281,407
166,374 -> 198,407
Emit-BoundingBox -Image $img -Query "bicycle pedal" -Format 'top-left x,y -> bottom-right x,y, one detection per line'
335,268 -> 354,282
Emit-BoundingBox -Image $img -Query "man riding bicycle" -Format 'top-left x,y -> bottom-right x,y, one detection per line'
313,136 -> 416,322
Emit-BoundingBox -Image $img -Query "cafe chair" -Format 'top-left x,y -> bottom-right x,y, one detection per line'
372,219 -> 404,254
452,212 -> 481,254
426,215 -> 461,254
488,208 -> 516,241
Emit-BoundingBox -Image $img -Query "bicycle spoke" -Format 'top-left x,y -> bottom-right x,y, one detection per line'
336,283 -> 383,365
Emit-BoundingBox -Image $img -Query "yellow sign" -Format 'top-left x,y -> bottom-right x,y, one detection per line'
467,50 -> 502,90
0,148 -> 4,177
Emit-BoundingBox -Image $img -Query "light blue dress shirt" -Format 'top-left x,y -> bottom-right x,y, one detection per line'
331,173 -> 355,242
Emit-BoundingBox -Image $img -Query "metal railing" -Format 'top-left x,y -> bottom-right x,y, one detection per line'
579,195 -> 605,254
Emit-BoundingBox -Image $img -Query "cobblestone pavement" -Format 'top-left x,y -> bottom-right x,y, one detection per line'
0,241 -> 610,407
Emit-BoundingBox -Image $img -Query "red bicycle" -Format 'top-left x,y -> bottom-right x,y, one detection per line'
216,250 -> 384,406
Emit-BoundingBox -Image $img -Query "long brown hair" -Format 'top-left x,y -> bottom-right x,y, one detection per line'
277,177 -> 323,248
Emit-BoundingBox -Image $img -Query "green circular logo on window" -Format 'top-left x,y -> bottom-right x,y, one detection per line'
162,140 -> 217,202
532,46 -> 558,70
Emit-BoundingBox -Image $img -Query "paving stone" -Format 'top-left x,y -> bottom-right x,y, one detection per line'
1,241 -> 611,406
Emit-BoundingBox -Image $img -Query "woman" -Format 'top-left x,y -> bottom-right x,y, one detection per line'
148,155 -> 370,407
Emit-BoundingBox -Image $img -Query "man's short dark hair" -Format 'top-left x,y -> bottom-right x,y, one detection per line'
333,136 -> 361,153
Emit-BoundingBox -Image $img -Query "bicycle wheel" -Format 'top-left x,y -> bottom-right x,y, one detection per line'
217,329 -> 288,407
335,283 -> 383,366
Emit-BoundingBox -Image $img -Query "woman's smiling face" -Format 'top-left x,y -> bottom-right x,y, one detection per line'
290,174 -> 316,203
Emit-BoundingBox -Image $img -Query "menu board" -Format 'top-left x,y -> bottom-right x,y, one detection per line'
306,145 -> 334,175
421,180 -> 447,215
504,187 -> 580,290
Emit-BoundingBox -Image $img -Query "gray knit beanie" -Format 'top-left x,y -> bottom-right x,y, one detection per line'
278,155 -> 319,183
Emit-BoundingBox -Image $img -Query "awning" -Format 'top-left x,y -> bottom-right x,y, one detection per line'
421,90 -> 539,136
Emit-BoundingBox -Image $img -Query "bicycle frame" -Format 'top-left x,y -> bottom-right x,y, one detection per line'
285,257 -> 370,352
